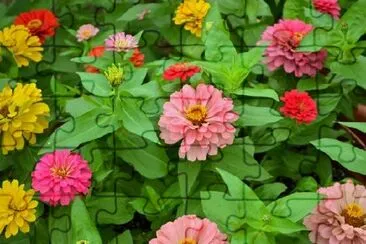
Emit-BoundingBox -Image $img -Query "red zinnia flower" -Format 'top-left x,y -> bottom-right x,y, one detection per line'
280,89 -> 317,124
85,45 -> 105,73
14,9 -> 59,44
163,63 -> 201,81
129,48 -> 144,67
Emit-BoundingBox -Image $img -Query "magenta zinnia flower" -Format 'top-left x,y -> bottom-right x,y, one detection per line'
104,32 -> 138,52
149,215 -> 228,244
313,0 -> 341,19
158,84 -> 238,161
258,19 -> 327,77
304,180 -> 366,243
32,150 -> 92,206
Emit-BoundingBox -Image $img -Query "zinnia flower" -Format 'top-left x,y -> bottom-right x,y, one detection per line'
105,32 -> 138,52
304,180 -> 366,243
313,0 -> 341,19
76,24 -> 99,42
32,150 -> 92,206
173,0 -> 211,37
163,63 -> 201,82
280,89 -> 317,124
14,9 -> 59,43
129,48 -> 144,67
0,25 -> 43,67
149,215 -> 228,244
85,45 -> 105,73
158,84 -> 238,161
258,19 -> 327,77
104,63 -> 124,86
0,180 -> 38,239
0,83 -> 49,155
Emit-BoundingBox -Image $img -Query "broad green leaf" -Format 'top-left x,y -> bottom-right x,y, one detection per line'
331,56 -> 366,89
108,230 -> 133,244
338,122 -> 366,133
339,0 -> 366,43
86,193 -> 134,225
283,0 -> 307,19
65,96 -> 100,118
39,107 -> 120,154
235,105 -> 283,127
120,68 -> 148,89
48,207 -> 72,244
178,162 -> 201,197
118,3 -> 169,21
77,72 -> 114,97
267,192 -> 322,222
233,88 -> 279,101
246,228 -> 276,244
297,78 -> 330,91
217,0 -> 245,15
304,7 -> 335,29
311,138 -> 366,175
236,47 -> 265,69
115,129 -> 168,179
314,154 -> 333,186
118,97 -> 159,143
295,176 -> 318,192
202,1 -> 236,62
255,183 -> 287,204
318,93 -> 341,115
71,197 -> 102,244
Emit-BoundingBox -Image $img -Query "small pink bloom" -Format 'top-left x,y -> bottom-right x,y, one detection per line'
32,150 -> 92,206
149,215 -> 228,244
313,0 -> 341,19
76,24 -> 99,42
158,84 -> 238,161
304,180 -> 366,244
258,19 -> 327,78
104,32 -> 138,52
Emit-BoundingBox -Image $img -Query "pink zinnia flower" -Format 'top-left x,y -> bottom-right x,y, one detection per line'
158,84 -> 238,161
104,32 -> 138,52
258,19 -> 327,77
313,0 -> 341,19
32,150 -> 92,206
280,89 -> 318,124
304,180 -> 366,244
76,24 -> 99,42
149,215 -> 228,244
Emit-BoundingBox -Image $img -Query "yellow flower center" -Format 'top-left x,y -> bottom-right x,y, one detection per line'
341,203 -> 366,227
51,165 -> 71,179
179,238 -> 197,244
81,29 -> 92,38
115,39 -> 128,49
185,104 -> 207,125
293,32 -> 304,45
27,19 -> 43,29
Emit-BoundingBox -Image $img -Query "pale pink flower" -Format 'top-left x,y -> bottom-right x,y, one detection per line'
313,0 -> 341,19
304,180 -> 366,244
158,84 -> 238,161
258,19 -> 327,77
31,150 -> 92,206
104,32 -> 138,52
76,24 -> 99,42
149,215 -> 228,244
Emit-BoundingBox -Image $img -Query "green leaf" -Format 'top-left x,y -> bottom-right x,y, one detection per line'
120,68 -> 148,89
118,97 -> 159,143
235,105 -> 283,127
40,107 -> 121,154
339,0 -> 366,43
330,56 -> 366,89
295,176 -> 318,192
77,72 -> 113,97
202,1 -> 236,62
255,183 -> 287,204
283,0 -> 307,19
246,228 -> 276,244
85,193 -> 134,225
178,162 -> 201,197
65,96 -> 100,118
311,138 -> 366,175
48,207 -> 72,244
108,230 -> 133,244
267,192 -> 322,222
118,3 -> 169,21
338,122 -> 366,133
115,128 -> 168,179
233,88 -> 279,101
71,197 -> 102,244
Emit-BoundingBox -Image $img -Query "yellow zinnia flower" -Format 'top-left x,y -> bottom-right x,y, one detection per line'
0,25 -> 43,67
0,83 -> 50,154
0,180 -> 38,239
173,0 -> 211,37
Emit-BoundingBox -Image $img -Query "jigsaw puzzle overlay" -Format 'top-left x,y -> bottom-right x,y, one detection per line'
0,0 -> 366,243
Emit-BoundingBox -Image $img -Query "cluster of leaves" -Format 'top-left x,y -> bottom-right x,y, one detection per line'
0,0 -> 366,243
